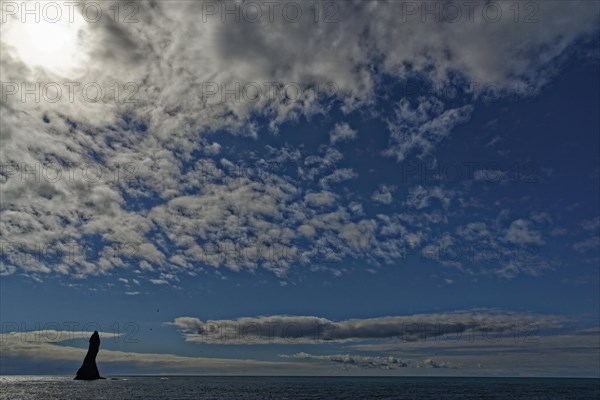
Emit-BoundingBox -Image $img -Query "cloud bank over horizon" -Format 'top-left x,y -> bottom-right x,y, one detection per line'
171,309 -> 567,344
1,314 -> 597,376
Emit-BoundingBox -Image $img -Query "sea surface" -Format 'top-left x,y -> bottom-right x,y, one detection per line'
1,376 -> 599,400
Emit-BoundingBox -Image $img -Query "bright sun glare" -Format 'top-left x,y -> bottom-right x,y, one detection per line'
2,12 -> 88,76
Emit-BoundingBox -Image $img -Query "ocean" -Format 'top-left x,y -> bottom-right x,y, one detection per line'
0,376 -> 598,399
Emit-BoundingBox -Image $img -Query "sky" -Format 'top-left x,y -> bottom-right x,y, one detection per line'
0,0 -> 599,377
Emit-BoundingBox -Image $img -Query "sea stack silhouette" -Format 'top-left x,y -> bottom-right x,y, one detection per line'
74,330 -> 104,380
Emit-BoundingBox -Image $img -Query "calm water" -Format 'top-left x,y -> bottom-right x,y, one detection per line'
1,376 -> 598,400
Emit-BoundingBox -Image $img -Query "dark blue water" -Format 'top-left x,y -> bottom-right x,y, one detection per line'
1,376 -> 598,399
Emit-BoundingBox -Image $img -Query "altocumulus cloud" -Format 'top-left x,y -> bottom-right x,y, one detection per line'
1,1 -> 598,283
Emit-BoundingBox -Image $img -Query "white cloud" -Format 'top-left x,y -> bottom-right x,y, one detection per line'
405,185 -> 454,210
456,222 -> 490,241
581,217 -> 600,231
573,236 -> 600,253
319,168 -> 358,189
473,169 -> 508,183
371,185 -> 395,205
329,123 -> 357,144
281,352 -> 412,369
304,191 -> 337,207
280,352 -> 460,370
505,219 -> 544,245
384,99 -> 473,162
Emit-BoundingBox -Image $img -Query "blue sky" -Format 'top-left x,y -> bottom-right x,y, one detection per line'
0,1 -> 599,377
